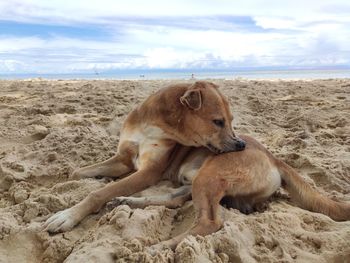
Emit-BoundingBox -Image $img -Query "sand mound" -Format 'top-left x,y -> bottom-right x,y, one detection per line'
0,79 -> 349,262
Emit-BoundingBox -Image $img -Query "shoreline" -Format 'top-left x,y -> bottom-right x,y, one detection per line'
1,69 -> 350,81
1,77 -> 350,82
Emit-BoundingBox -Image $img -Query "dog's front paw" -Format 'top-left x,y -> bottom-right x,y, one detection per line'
42,208 -> 80,233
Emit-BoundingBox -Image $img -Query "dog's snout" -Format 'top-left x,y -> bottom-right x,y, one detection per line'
223,136 -> 246,152
235,139 -> 246,151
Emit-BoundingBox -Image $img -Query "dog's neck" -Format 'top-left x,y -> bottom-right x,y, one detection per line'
134,85 -> 190,144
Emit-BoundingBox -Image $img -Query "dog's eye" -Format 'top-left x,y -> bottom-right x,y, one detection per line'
213,119 -> 225,128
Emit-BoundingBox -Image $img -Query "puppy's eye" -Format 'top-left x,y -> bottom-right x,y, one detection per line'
213,119 -> 225,128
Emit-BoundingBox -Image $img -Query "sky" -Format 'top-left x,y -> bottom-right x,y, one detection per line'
1,0 -> 350,74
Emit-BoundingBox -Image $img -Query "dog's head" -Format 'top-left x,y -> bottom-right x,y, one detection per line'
180,81 -> 245,153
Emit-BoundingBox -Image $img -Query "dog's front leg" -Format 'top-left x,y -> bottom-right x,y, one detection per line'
43,165 -> 164,233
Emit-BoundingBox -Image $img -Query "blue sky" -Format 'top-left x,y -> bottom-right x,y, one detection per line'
1,0 -> 350,74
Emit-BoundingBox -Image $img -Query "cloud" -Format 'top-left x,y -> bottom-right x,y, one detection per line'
1,0 -> 350,23
0,0 -> 350,73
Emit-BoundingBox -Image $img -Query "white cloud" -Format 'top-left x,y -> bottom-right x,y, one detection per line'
0,0 -> 350,73
253,17 -> 298,30
0,60 -> 26,72
1,0 -> 350,24
1,24 -> 350,74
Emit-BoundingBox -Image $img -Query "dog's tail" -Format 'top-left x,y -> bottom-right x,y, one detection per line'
276,159 -> 350,221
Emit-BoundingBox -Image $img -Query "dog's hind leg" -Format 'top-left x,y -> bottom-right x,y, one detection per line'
71,141 -> 137,180
151,170 -> 226,250
108,185 -> 191,209
71,154 -> 132,180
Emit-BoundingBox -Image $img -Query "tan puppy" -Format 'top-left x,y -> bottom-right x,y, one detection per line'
113,136 -> 350,251
43,81 -> 246,232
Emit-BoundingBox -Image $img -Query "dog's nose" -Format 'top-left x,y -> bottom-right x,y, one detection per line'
235,139 -> 246,151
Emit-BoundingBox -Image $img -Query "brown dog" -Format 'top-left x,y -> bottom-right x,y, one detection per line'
43,81 -> 246,232
113,136 -> 350,251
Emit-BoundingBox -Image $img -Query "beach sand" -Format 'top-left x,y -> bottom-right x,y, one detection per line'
0,79 -> 349,263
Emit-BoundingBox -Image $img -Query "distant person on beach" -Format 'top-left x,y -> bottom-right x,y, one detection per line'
191,73 -> 195,79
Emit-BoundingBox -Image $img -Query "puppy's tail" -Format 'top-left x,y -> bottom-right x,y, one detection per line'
276,159 -> 350,221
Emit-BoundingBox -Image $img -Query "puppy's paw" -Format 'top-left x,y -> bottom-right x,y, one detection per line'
42,208 -> 80,233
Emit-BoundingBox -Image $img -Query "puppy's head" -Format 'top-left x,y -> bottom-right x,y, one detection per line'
180,81 -> 245,153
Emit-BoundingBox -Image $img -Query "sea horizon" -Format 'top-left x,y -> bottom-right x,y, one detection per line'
1,68 -> 350,81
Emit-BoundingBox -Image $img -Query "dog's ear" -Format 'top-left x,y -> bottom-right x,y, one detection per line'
180,89 -> 202,110
192,81 -> 218,89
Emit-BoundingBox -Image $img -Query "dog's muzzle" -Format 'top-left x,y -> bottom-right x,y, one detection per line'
223,136 -> 246,152
234,138 -> 246,151
207,137 -> 246,154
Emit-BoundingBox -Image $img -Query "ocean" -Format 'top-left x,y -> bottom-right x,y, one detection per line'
1,69 -> 350,80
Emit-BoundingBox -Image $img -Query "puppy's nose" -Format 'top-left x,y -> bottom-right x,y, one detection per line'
235,139 -> 246,151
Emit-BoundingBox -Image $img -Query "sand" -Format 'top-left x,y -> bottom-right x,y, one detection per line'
0,79 -> 349,263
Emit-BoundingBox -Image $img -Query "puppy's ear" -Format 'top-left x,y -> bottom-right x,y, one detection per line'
180,89 -> 202,110
192,81 -> 218,89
